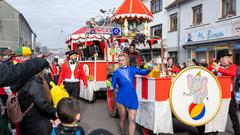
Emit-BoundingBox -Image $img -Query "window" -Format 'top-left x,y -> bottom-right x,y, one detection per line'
150,24 -> 162,38
195,51 -> 206,61
222,0 -> 236,18
170,13 -> 177,32
151,0 -> 163,14
193,5 -> 202,25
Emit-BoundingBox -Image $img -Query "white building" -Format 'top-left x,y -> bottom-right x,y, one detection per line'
142,0 -> 240,65
165,0 -> 240,64
142,0 -> 179,63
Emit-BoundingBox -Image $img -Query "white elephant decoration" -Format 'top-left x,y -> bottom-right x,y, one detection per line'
184,73 -> 208,104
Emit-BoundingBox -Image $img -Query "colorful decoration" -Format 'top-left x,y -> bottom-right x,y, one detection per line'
50,81 -> 69,108
111,0 -> 153,36
170,66 -> 222,126
111,0 -> 153,22
15,46 -> 32,56
189,103 -> 206,120
112,27 -> 121,35
106,80 -> 112,88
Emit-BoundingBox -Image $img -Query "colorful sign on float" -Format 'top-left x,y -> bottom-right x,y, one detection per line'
112,27 -> 121,35
170,66 -> 222,126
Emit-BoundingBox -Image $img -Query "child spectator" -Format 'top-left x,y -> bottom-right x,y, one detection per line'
52,98 -> 85,135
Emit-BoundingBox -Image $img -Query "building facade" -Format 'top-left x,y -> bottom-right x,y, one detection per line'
166,0 -> 240,64
0,0 -> 35,53
142,0 -> 179,64
142,0 -> 240,65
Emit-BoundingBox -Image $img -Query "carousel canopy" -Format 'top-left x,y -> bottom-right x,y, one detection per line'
111,0 -> 153,22
66,26 -> 111,43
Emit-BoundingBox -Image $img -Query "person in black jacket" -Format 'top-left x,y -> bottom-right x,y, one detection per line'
10,47 -> 56,135
18,71 -> 57,135
52,97 -> 85,135
0,57 -> 49,87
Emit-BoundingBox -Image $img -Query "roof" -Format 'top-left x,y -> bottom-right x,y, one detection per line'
71,26 -> 110,35
165,0 -> 189,10
66,26 -> 111,43
111,0 -> 153,22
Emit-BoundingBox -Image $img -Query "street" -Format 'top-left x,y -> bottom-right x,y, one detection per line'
79,98 -> 237,135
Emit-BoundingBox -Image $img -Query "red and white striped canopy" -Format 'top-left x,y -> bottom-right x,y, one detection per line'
111,0 -> 153,22
66,26 -> 111,43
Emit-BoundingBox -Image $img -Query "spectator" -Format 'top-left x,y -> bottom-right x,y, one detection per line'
200,58 -> 208,67
182,62 -> 187,69
0,49 -> 14,135
0,57 -> 49,87
13,47 -> 57,135
51,97 -> 85,135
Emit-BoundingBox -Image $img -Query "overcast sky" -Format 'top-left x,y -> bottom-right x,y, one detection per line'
6,0 -> 122,49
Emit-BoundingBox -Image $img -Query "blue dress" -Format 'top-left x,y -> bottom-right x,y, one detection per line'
111,66 -> 150,110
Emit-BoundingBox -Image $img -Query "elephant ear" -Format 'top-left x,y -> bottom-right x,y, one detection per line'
187,74 -> 193,89
201,77 -> 208,94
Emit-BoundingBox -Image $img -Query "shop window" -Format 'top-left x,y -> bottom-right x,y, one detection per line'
193,5 -> 202,26
222,0 -> 236,18
150,24 -> 162,38
151,0 -> 163,14
195,50 -> 206,62
170,13 -> 177,32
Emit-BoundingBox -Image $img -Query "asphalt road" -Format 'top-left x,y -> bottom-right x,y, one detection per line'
79,98 -> 237,135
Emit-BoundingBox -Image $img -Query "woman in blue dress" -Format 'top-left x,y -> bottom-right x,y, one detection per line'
111,53 -> 151,135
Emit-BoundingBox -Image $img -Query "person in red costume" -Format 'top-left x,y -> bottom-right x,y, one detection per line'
166,57 -> 181,76
51,56 -> 61,84
58,50 -> 88,99
208,49 -> 240,135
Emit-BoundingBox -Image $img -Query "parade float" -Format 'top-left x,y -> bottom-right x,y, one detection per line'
107,0 -> 233,134
66,19 -> 120,102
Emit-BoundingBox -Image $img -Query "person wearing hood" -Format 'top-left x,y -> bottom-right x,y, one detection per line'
0,49 -> 15,135
13,47 -> 56,135
58,50 -> 88,99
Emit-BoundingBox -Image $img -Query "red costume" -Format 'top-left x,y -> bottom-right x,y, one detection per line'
208,63 -> 238,86
50,63 -> 60,79
166,64 -> 181,75
58,62 -> 88,87
0,87 -> 5,95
